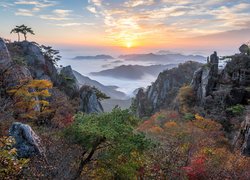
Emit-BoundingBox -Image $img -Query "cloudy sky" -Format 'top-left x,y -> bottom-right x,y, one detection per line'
1,0 -> 250,54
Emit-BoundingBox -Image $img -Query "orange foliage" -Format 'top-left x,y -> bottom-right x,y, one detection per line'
164,121 -> 178,128
8,79 -> 53,121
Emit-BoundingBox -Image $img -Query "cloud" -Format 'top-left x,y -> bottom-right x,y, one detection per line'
13,0 -> 57,17
124,0 -> 155,7
40,9 -> 73,21
55,23 -> 82,27
88,0 -> 102,7
14,0 -> 56,8
53,9 -> 72,17
86,6 -> 97,14
15,9 -> 34,16
86,0 -> 250,46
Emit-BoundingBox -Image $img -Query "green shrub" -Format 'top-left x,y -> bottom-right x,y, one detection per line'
184,113 -> 195,121
64,108 -> 152,179
226,104 -> 245,116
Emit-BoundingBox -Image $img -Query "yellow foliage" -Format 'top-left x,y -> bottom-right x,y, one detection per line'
8,79 -> 53,120
0,136 -> 29,179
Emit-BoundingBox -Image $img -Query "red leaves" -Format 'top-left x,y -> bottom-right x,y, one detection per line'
183,156 -> 207,180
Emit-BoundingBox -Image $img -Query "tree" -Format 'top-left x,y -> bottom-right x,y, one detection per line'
177,85 -> 196,113
10,25 -> 35,41
8,79 -> 53,121
10,27 -> 21,42
64,108 -> 151,179
40,45 -> 61,66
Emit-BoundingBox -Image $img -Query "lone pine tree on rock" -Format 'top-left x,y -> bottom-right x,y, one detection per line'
11,25 -> 35,41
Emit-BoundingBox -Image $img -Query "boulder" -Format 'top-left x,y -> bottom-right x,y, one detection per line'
79,85 -> 103,113
239,44 -> 249,55
9,122 -> 45,158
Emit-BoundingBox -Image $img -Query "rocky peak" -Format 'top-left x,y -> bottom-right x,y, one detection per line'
191,51 -> 219,104
79,85 -> 104,114
59,65 -> 79,98
134,61 -> 202,117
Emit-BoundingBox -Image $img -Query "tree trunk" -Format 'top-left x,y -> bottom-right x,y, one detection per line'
18,33 -> 20,42
72,138 -> 105,180
24,34 -> 27,41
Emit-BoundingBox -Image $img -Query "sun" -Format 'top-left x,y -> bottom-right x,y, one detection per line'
126,42 -> 132,48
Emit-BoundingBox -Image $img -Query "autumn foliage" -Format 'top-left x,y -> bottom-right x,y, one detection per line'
8,79 -> 53,121
138,111 -> 250,179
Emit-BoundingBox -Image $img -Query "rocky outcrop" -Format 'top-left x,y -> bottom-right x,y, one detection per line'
191,50 -> 250,118
9,122 -> 45,158
7,41 -> 60,85
134,61 -> 202,117
0,38 -> 32,88
59,65 -> 79,98
79,85 -> 103,113
191,52 -> 219,104
234,106 -> 250,156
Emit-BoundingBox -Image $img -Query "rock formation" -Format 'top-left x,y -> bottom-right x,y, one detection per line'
59,65 -> 79,98
191,50 -> 250,124
79,85 -> 104,113
134,61 -> 202,117
234,106 -> 250,156
9,122 -> 45,158
6,41 -> 60,84
0,38 -> 32,88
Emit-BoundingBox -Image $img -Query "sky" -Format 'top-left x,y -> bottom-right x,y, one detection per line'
1,0 -> 250,55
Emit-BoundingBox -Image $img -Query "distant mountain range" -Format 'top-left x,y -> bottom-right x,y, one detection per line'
90,64 -> 177,80
119,53 -> 206,63
73,70 -> 127,99
73,55 -> 114,60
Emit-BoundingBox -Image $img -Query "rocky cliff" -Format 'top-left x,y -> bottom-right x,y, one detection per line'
134,61 -> 202,117
191,50 -> 250,130
0,39 -> 104,118
79,85 -> 104,113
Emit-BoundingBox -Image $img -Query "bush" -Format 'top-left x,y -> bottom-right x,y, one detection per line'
0,136 -> 29,179
226,104 -> 245,116
177,85 -> 196,113
184,113 -> 195,121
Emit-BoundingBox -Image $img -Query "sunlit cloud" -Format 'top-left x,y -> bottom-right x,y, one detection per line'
15,9 -> 34,16
124,0 -> 155,7
86,0 -> 250,47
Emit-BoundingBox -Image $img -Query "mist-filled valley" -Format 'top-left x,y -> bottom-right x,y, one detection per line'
1,0 -> 250,179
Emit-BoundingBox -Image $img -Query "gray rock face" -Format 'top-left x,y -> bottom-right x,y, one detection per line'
7,41 -> 60,85
0,38 -> 12,68
0,38 -> 32,88
234,106 -> 250,156
192,51 -> 250,109
9,122 -> 45,158
191,52 -> 219,104
59,65 -> 79,98
134,61 -> 202,117
79,85 -> 103,113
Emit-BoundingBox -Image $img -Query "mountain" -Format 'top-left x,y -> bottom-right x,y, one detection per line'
73,55 -> 114,60
133,61 -> 202,117
90,64 -> 177,80
73,70 -> 127,99
119,53 -> 206,63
